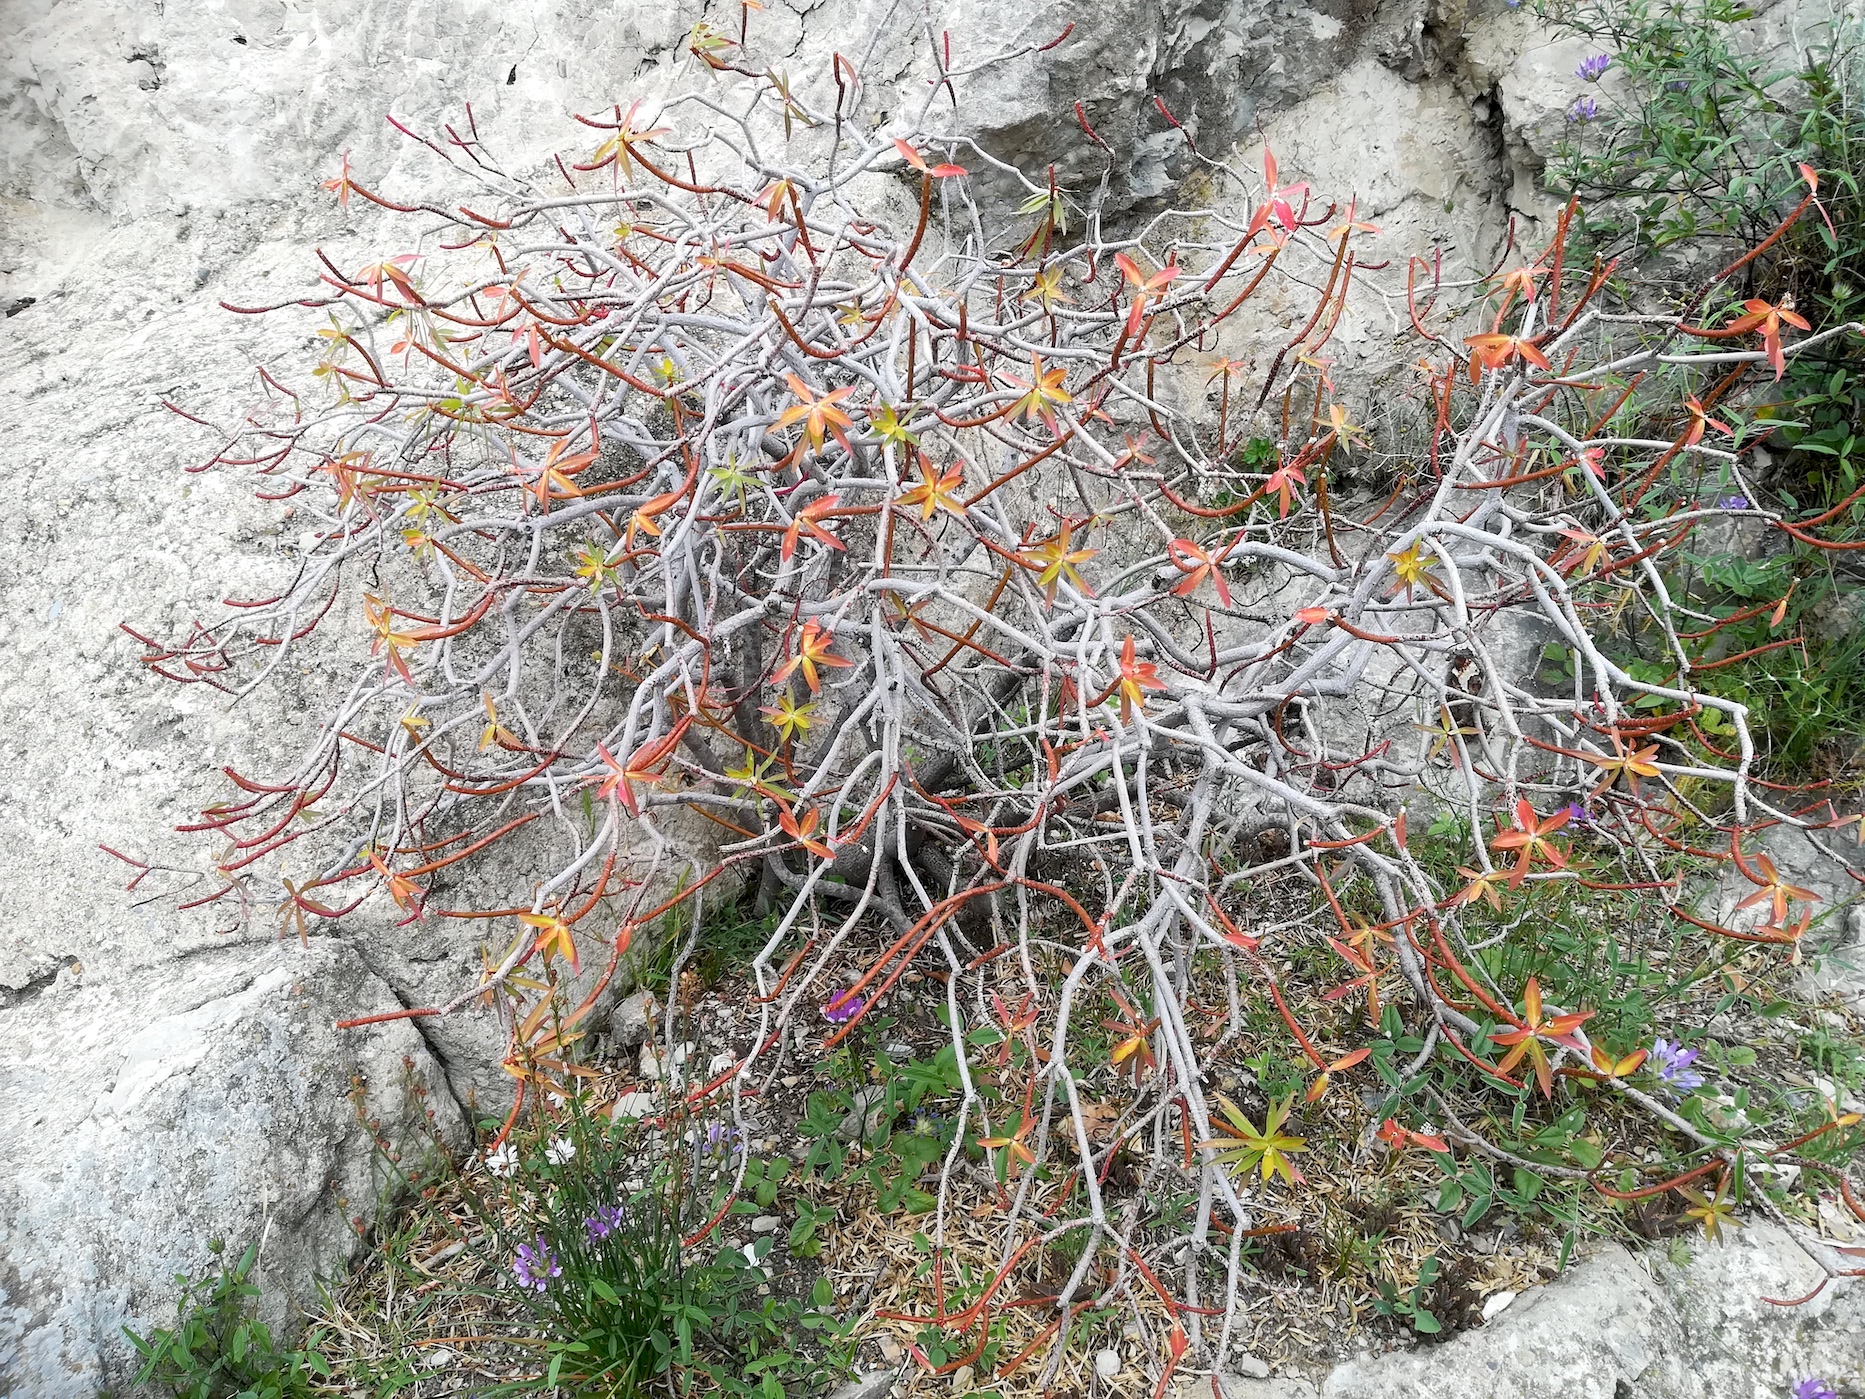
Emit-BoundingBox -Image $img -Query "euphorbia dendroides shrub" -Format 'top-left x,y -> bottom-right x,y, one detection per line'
129,23 -> 1865,1379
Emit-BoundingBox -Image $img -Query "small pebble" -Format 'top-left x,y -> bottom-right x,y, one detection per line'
1233,1354 -> 1270,1379
751,1214 -> 780,1233
1482,1289 -> 1518,1321
1094,1348 -> 1121,1380
610,1090 -> 655,1121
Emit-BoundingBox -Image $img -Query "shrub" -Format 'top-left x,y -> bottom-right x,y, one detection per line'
132,18 -> 1865,1384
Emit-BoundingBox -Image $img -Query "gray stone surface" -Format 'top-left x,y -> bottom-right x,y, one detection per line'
0,941 -> 464,1394
827,1371 -> 902,1399
605,989 -> 659,1049
1320,1225 -> 1863,1398
1179,1225 -> 1862,1398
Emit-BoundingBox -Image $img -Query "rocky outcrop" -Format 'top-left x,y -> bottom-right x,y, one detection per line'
0,941 -> 464,1393
1190,1222 -> 1863,1398
0,0 -> 1489,224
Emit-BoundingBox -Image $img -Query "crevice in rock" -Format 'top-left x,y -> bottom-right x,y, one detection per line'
126,48 -> 165,92
335,933 -> 475,1128
0,955 -> 79,1012
1373,0 -> 1468,81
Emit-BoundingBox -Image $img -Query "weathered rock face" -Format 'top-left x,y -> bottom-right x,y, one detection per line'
2,0 -> 1860,1394
0,0 -> 1484,224
0,941 -> 465,1394
1188,1222 -> 1865,1398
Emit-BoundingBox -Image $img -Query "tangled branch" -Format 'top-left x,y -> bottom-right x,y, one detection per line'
135,28 -> 1865,1383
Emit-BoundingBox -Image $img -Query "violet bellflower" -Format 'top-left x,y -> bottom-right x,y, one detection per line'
823,989 -> 866,1024
1650,1038 -> 1705,1093
1568,96 -> 1601,123
513,1236 -> 561,1291
1576,53 -> 1612,81
1792,1380 -> 1838,1399
1719,495 -> 1750,510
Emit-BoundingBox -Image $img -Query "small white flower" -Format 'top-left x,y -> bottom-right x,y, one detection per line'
546,1136 -> 576,1166
485,1143 -> 518,1178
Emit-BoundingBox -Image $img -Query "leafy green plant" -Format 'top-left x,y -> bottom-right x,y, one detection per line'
796,1039 -> 966,1214
435,1102 -> 853,1397
1545,0 -> 1865,510
1202,1094 -> 1308,1185
124,1240 -> 330,1399
1375,1255 -> 1446,1335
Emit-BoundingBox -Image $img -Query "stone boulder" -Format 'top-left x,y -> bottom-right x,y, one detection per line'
1189,1224 -> 1862,1398
0,940 -> 464,1392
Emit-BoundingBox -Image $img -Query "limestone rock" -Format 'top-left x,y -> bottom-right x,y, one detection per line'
1233,1352 -> 1272,1379
836,1086 -> 894,1143
828,1372 -> 901,1399
606,990 -> 658,1049
1174,1229 -> 1862,1398
0,941 -> 464,1394
1319,1227 -> 1861,1398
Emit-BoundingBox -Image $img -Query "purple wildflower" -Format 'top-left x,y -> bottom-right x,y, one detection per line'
1506,0 -> 1522,7
1719,495 -> 1749,510
823,990 -> 866,1024
1667,79 -> 1690,92
1568,96 -> 1601,123
1650,1038 -> 1705,1093
1562,802 -> 1593,826
1792,1380 -> 1838,1399
703,1122 -> 743,1158
1575,53 -> 1612,82
584,1204 -> 625,1241
513,1236 -> 561,1292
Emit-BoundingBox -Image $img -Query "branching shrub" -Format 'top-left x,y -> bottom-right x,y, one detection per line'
130,19 -> 1865,1384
